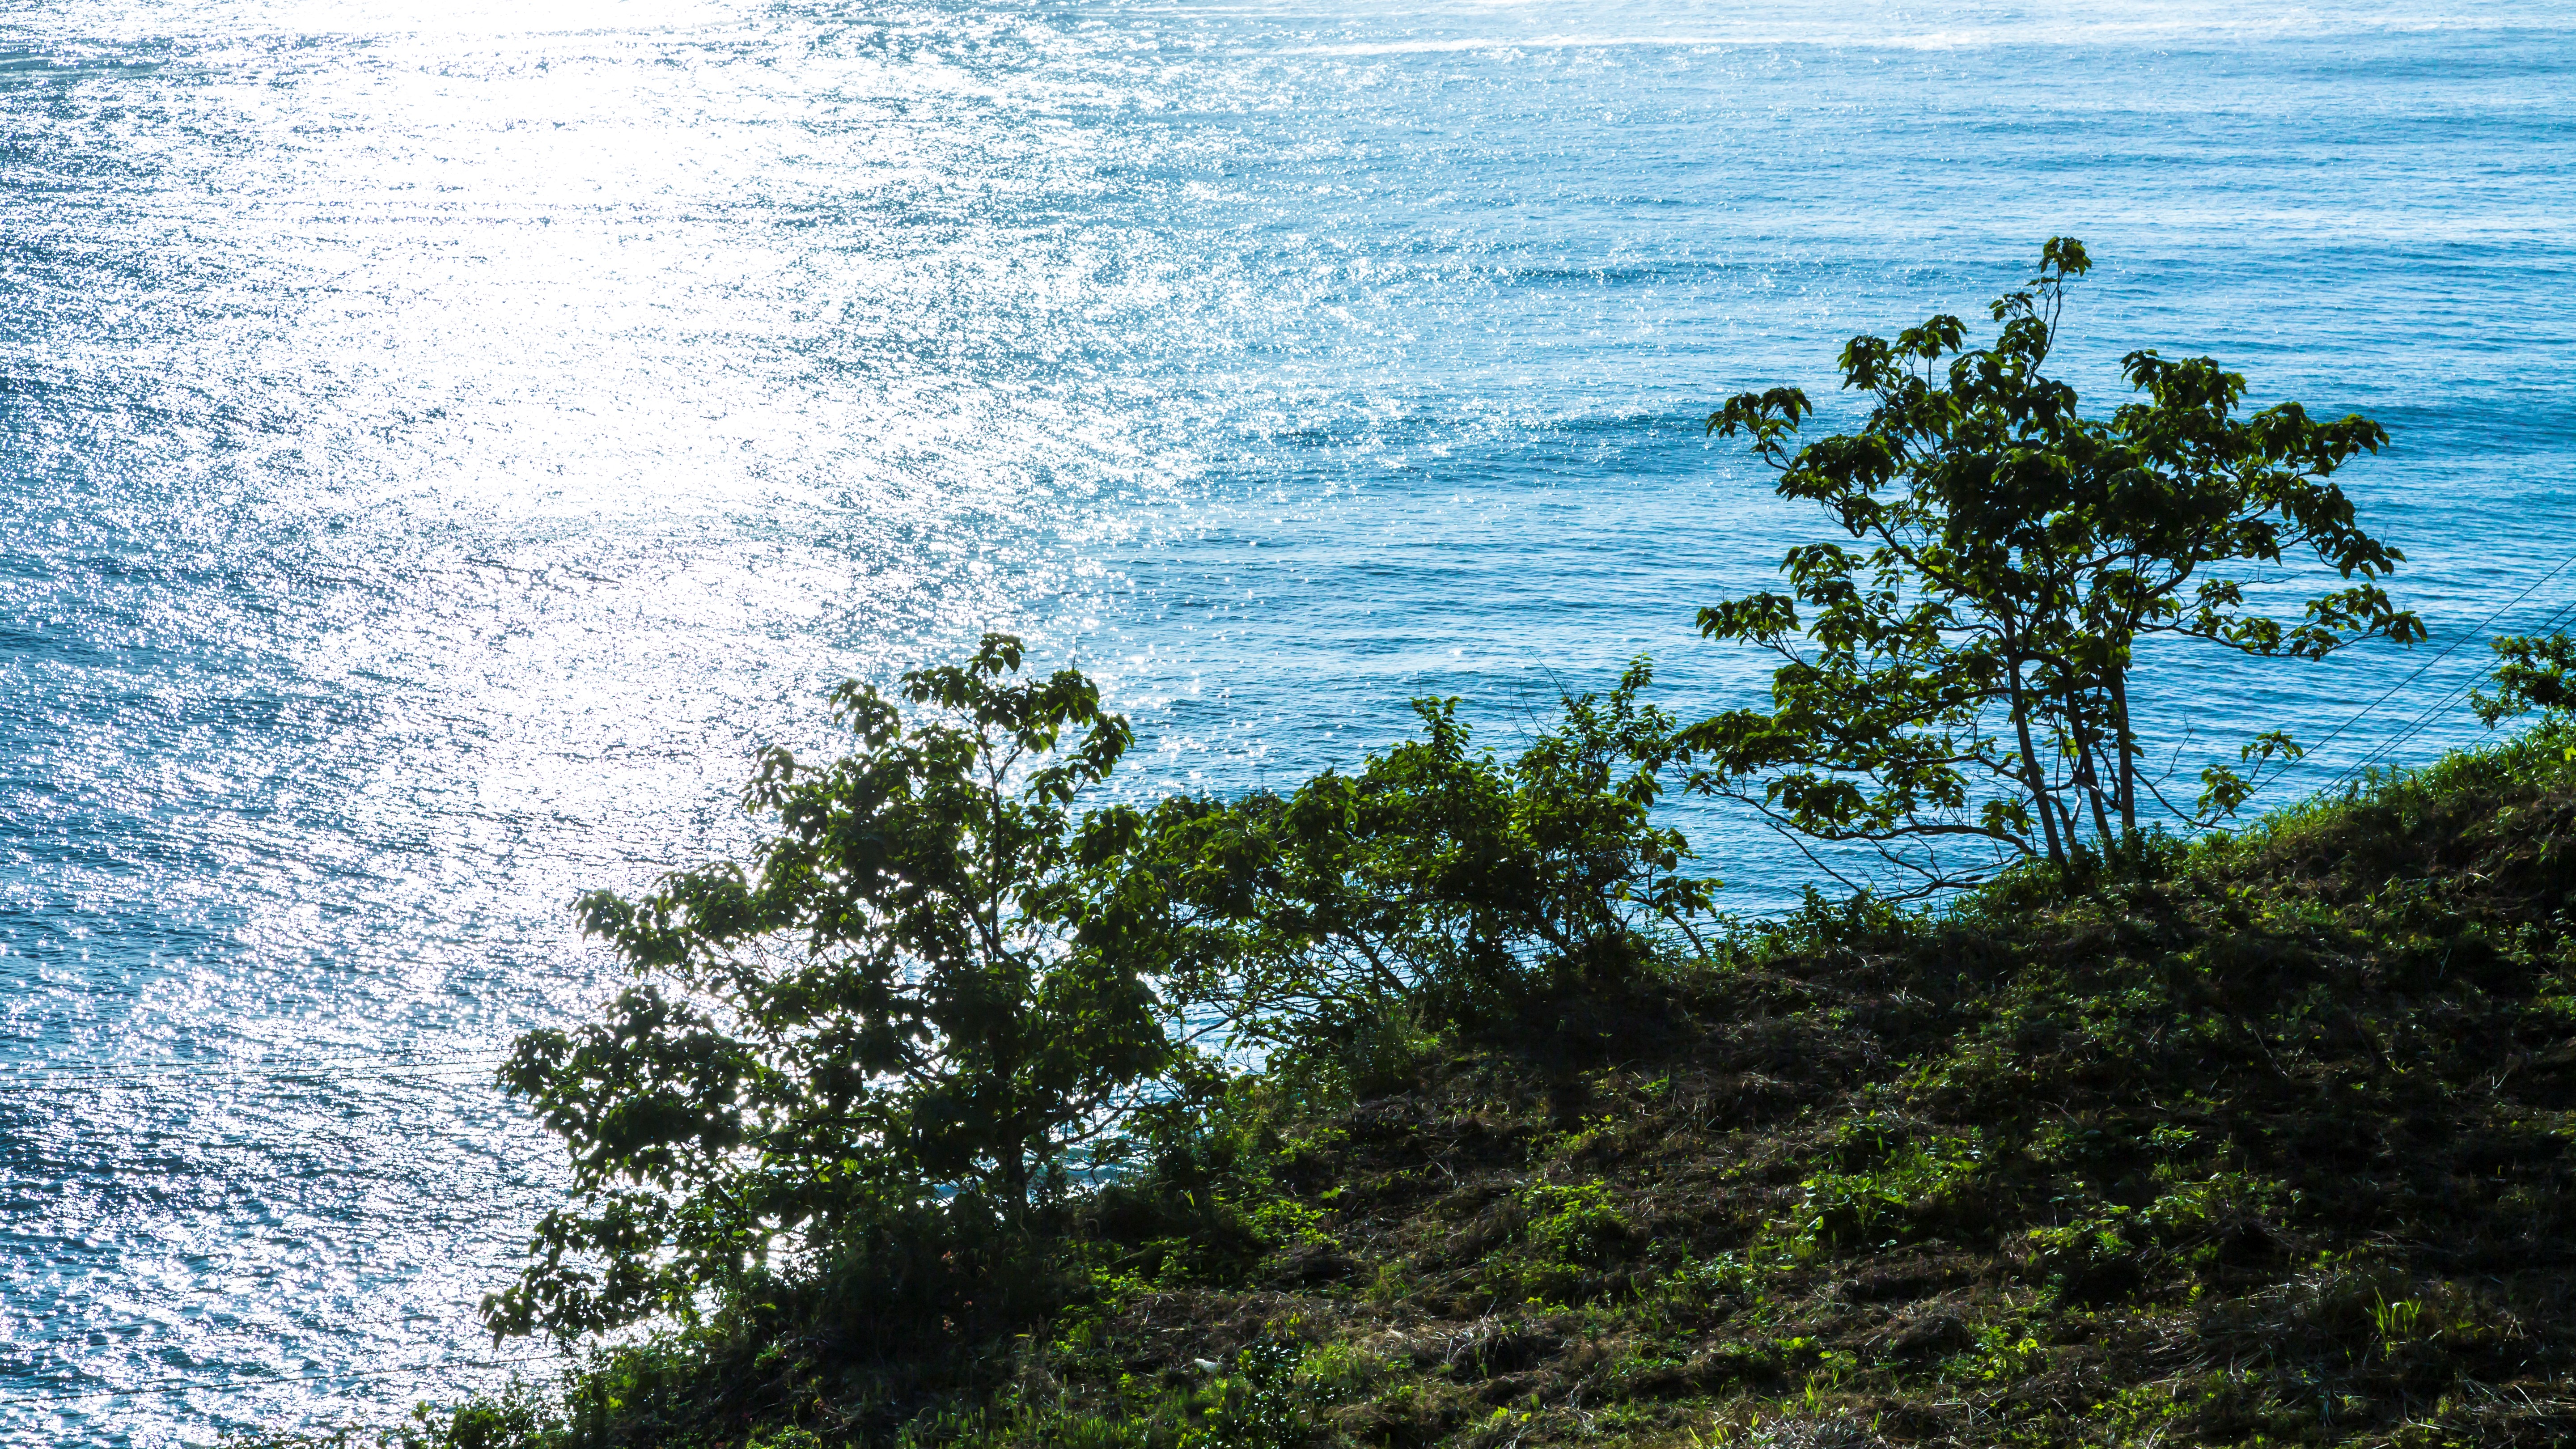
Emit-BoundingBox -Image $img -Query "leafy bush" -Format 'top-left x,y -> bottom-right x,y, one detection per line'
1118,658 -> 1716,1060
487,635 -> 1186,1343
1780,1123 -> 1982,1257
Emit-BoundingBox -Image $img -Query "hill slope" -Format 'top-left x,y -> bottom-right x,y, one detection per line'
401,729 -> 2576,1449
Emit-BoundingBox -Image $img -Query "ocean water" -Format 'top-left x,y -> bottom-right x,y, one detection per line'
1,0 -> 2571,1440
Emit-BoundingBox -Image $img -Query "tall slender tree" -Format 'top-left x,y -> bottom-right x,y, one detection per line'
1690,239 -> 2421,892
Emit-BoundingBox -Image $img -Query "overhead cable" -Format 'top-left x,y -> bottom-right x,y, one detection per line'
0,1353 -> 558,1408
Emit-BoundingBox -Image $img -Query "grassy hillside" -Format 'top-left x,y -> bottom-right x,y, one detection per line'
387,726 -> 2576,1449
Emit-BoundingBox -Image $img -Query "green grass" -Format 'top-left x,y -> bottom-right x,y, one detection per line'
296,725 -> 2576,1449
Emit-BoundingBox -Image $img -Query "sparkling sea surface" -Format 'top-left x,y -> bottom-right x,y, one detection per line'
2,0 -> 2572,1440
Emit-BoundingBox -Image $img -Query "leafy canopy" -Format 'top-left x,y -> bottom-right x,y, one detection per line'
1114,658 -> 1717,1061
486,635 -> 1179,1342
1691,237 -> 2419,892
487,636 -> 1720,1347
2474,632 -> 2576,729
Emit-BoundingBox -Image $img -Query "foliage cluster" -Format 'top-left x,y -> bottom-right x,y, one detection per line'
480,634 -> 1711,1351
252,242 -> 2576,1449
355,721 -> 2576,1449
1694,238 -> 2419,892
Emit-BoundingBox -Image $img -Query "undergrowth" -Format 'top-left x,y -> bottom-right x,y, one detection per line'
269,726 -> 2576,1449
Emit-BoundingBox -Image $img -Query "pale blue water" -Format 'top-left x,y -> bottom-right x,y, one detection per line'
1,0 -> 2571,1440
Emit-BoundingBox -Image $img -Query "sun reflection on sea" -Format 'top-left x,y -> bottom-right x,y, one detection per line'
3,0 -> 2574,1440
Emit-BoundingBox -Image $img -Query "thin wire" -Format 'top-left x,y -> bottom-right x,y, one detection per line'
2,1054 -> 504,1077
1,1267 -> 533,1359
2360,592 -> 2576,767
0,1055 -> 507,1085
2249,552 -> 2576,796
0,1353 -> 558,1408
2326,592 -> 2576,791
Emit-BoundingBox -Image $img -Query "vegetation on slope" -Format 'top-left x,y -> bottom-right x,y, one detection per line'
377,721 -> 2576,1449
268,239 -> 2576,1449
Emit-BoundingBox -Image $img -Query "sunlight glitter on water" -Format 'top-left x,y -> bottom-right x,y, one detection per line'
2,0 -> 2573,1440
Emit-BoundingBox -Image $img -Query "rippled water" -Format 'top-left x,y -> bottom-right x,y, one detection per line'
3,0 -> 2572,1440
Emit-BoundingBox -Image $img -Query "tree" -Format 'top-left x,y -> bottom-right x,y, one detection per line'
1113,660 -> 1717,1054
1689,238 -> 2421,893
485,636 -> 1178,1342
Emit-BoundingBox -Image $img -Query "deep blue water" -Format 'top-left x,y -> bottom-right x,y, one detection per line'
1,0 -> 2571,1440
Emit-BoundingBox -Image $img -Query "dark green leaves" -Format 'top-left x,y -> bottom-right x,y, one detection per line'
1690,238 -> 2417,892
2473,633 -> 2576,727
487,635 -> 1178,1343
1119,661 -> 1717,1055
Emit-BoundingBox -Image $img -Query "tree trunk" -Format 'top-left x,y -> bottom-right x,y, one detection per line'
2007,658 -> 2065,865
2108,665 -> 2138,837
2067,691 -> 2116,849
